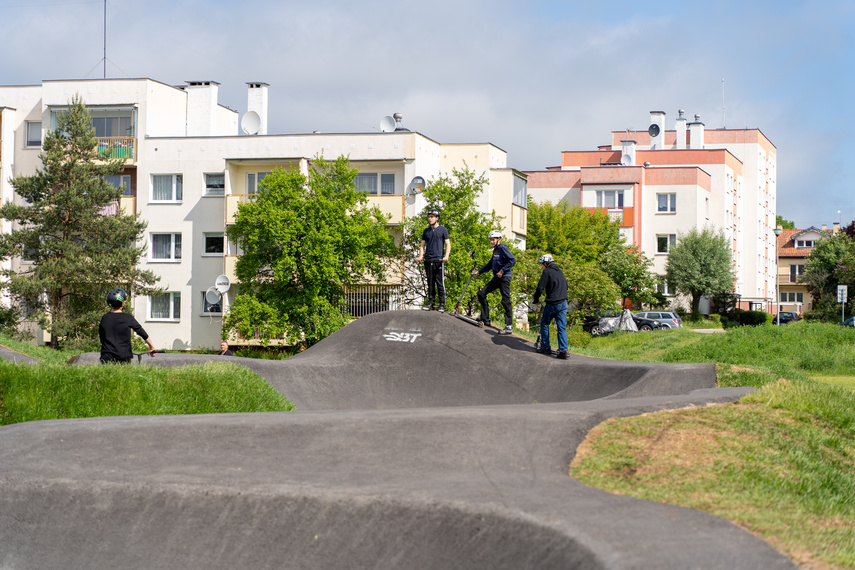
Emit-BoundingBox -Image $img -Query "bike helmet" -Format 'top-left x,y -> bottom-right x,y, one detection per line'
106,288 -> 128,308
538,254 -> 554,264
488,230 -> 503,239
426,208 -> 440,218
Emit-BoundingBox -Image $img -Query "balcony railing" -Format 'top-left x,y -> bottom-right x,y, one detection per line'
96,136 -> 136,161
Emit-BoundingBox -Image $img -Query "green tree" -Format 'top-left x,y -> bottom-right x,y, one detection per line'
665,227 -> 734,314
224,156 -> 396,347
400,167 -> 503,314
802,232 -> 854,319
0,95 -> 157,349
776,215 -> 795,230
600,244 -> 658,308
526,200 -> 622,265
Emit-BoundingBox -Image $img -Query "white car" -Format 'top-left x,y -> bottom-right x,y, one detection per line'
634,311 -> 683,329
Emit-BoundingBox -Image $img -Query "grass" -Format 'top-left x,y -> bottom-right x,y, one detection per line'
0,359 -> 293,426
555,320 -> 855,569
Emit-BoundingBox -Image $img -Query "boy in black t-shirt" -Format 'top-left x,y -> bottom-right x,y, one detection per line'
415,209 -> 451,311
99,288 -> 156,364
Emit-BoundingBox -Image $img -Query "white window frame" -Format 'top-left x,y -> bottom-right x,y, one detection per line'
355,172 -> 396,195
202,232 -> 225,256
25,121 -> 41,148
657,193 -> 676,213
201,291 -> 223,316
151,174 -> 183,202
656,234 -> 677,254
246,172 -> 271,194
796,240 -> 814,248
205,173 -> 225,196
780,292 -> 804,303
150,233 -> 182,262
657,276 -> 675,296
148,292 -> 181,321
596,190 -> 624,208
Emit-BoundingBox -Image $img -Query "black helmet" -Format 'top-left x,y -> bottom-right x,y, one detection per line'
426,208 -> 440,218
106,288 -> 128,308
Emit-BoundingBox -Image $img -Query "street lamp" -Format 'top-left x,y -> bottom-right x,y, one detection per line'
774,225 -> 783,325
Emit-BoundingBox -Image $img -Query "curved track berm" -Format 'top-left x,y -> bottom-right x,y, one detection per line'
0,311 -> 795,569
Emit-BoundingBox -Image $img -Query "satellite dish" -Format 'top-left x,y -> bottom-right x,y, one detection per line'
380,115 -> 396,133
620,154 -> 632,166
205,287 -> 222,305
241,111 -> 261,135
648,123 -> 661,137
215,274 -> 231,293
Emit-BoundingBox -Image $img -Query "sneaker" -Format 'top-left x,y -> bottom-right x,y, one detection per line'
498,326 -> 513,335
536,346 -> 553,355
422,298 -> 434,311
557,350 -> 569,360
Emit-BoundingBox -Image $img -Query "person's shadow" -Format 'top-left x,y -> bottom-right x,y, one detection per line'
485,328 -> 537,352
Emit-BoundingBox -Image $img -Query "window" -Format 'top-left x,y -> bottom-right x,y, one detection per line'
780,292 -> 804,303
796,240 -> 814,248
152,174 -> 183,202
149,292 -> 181,321
104,175 -> 132,196
247,172 -> 270,194
789,264 -> 804,282
201,291 -> 223,315
203,232 -> 224,255
513,175 -> 527,207
205,173 -> 225,196
657,193 -> 676,213
151,233 -> 182,261
355,173 -> 396,195
657,276 -> 674,296
657,234 -> 676,254
596,190 -> 624,208
25,121 -> 41,147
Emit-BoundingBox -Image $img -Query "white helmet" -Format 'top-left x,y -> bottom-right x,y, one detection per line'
488,230 -> 502,239
538,254 -> 554,264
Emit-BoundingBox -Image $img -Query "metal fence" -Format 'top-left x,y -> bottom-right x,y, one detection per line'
345,284 -> 404,318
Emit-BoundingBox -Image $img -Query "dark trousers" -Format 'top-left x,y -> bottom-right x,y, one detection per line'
424,261 -> 445,308
477,273 -> 512,326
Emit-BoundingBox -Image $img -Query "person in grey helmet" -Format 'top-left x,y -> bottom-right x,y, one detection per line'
533,253 -> 569,359
472,230 -> 516,335
415,208 -> 450,311
99,288 -> 156,364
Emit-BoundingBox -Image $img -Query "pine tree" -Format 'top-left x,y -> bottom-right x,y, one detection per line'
0,95 -> 158,349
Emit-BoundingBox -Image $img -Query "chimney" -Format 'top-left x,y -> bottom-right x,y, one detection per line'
822,224 -> 828,231
833,222 -> 840,234
185,81 -> 219,136
649,111 -> 665,150
246,82 -> 269,135
675,109 -> 687,150
688,114 -> 705,149
620,140 -> 636,166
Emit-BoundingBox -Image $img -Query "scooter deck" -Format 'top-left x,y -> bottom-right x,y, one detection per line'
451,312 -> 481,327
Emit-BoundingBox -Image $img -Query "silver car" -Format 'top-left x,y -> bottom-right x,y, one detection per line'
634,311 -> 683,329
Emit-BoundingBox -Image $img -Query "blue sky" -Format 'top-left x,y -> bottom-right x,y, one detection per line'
1,0 -> 852,227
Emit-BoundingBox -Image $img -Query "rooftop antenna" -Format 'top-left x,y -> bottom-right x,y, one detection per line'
103,0 -> 106,78
721,78 -> 726,129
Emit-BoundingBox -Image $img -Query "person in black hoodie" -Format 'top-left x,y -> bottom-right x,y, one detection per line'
99,288 -> 156,364
533,254 -> 569,359
472,230 -> 516,335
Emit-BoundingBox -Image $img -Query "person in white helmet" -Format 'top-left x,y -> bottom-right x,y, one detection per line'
471,230 -> 516,335
533,253 -> 569,359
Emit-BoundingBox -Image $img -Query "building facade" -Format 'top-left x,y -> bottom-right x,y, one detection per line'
0,78 -> 527,349
526,110 -> 777,312
775,225 -> 836,316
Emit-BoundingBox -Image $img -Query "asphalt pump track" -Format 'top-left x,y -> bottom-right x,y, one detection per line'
0,310 -> 795,569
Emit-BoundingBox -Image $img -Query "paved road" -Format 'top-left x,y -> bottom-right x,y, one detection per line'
0,311 -> 795,569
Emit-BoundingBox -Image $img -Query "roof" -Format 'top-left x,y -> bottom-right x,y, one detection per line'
777,227 -> 832,258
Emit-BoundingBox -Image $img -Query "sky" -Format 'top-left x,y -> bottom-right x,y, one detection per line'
1,0 -> 852,228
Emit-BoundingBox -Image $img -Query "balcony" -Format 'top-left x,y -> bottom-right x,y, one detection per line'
511,204 -> 527,235
96,136 -> 136,162
366,195 -> 404,225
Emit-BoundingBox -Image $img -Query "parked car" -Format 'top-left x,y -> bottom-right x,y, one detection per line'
840,316 -> 855,327
634,311 -> 683,329
582,310 -> 663,336
774,311 -> 800,325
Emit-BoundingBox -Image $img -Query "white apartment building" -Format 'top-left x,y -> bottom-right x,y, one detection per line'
0,78 -> 527,349
526,110 -> 777,312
